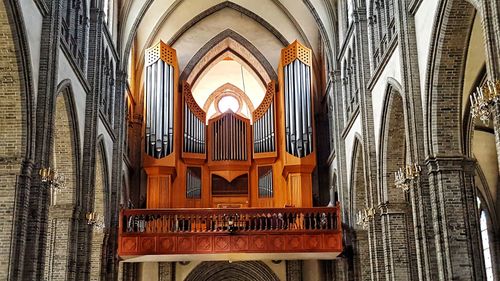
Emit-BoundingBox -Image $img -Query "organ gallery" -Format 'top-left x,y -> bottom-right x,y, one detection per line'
142,40 -> 318,209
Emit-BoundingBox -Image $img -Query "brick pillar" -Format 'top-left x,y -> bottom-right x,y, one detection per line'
368,216 -> 385,281
286,260 -> 303,281
158,262 -> 175,281
426,157 -> 484,280
89,231 -> 104,281
332,259 -> 349,281
78,7 -> 105,281
122,263 -> 138,281
353,230 -> 371,280
43,206 -> 74,281
22,0 -> 63,279
379,203 -> 412,281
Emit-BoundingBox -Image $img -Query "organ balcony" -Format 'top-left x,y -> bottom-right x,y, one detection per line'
123,41 -> 343,261
118,206 -> 342,261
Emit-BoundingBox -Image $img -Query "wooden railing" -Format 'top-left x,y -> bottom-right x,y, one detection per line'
119,207 -> 342,257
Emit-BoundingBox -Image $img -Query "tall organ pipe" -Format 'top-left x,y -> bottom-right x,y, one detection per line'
283,59 -> 313,158
144,49 -> 176,159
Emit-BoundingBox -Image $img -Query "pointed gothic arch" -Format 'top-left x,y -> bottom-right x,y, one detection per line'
181,29 -> 277,84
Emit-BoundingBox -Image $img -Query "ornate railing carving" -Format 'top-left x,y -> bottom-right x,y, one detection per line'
119,207 -> 342,257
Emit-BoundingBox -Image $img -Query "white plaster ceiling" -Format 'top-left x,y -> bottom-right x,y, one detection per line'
120,0 -> 336,71
192,60 -> 265,109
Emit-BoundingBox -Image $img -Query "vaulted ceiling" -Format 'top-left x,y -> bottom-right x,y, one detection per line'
120,0 -> 337,72
119,0 -> 337,110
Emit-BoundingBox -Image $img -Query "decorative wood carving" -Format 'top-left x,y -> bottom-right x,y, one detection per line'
183,81 -> 206,121
118,207 -> 342,257
280,40 -> 312,67
253,81 -> 275,121
146,41 -> 177,67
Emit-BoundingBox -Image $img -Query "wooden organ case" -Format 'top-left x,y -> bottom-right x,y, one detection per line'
143,40 -> 316,209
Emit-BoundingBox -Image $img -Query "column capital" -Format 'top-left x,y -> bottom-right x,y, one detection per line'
425,155 -> 476,175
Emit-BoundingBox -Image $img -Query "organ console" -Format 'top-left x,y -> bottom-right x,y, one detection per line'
143,40 -> 316,209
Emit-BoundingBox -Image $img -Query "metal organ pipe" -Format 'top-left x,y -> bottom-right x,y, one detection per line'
305,65 -> 312,154
283,59 -> 313,158
144,56 -> 175,159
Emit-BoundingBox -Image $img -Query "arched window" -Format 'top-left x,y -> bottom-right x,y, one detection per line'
477,197 -> 494,280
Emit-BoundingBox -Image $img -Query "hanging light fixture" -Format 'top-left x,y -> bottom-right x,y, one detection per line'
470,79 -> 500,125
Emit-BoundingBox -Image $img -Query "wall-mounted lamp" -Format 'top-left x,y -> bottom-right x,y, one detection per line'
356,207 -> 375,230
394,163 -> 421,192
40,167 -> 67,206
470,79 -> 500,125
39,167 -> 66,191
86,211 -> 105,230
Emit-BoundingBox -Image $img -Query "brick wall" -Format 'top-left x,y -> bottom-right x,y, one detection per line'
89,146 -> 105,281
0,0 -> 28,279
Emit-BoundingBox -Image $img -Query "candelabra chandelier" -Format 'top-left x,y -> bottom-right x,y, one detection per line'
356,207 -> 375,230
394,163 -> 421,192
470,79 -> 500,125
39,167 -> 67,191
86,211 -> 105,230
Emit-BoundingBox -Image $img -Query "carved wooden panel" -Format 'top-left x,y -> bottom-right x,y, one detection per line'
119,232 -> 342,256
140,237 -> 156,252
253,81 -> 275,121
183,81 -> 206,121
214,236 -> 231,252
280,40 -> 312,67
146,40 -> 177,67
159,237 -> 176,253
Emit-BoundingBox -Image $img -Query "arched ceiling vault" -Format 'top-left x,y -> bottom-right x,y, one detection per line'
182,29 -> 276,86
119,0 -> 337,73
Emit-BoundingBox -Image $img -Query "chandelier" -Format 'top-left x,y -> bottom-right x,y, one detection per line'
356,207 -> 375,230
394,163 -> 421,192
470,79 -> 500,125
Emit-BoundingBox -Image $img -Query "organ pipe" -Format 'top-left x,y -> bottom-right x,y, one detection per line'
283,51 -> 313,158
258,167 -> 273,198
182,82 -> 206,155
252,81 -> 276,154
144,42 -> 177,159
210,113 -> 248,161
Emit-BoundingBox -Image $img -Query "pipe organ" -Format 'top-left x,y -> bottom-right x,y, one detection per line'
182,82 -> 206,155
210,113 -> 248,161
284,59 -> 313,158
253,81 -> 276,154
144,41 -> 176,159
143,40 -> 316,209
